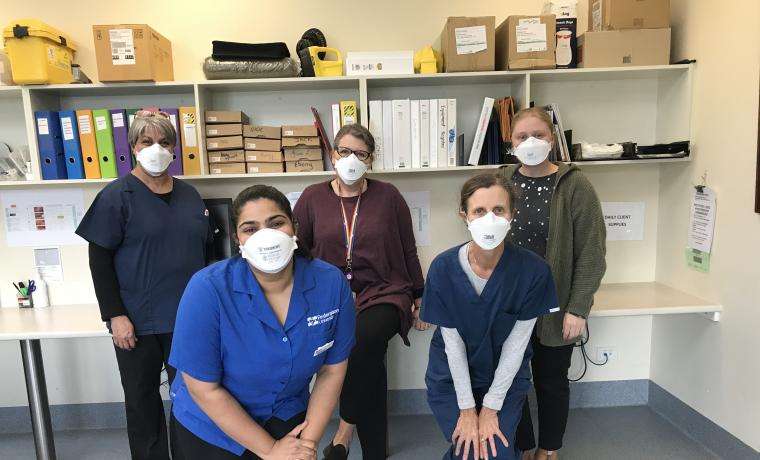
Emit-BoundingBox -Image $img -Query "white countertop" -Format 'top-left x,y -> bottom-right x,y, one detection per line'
0,283 -> 722,340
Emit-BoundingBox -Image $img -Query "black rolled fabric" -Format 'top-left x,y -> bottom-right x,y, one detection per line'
211,41 -> 290,61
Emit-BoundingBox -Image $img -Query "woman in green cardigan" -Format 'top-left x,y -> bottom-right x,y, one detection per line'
499,108 -> 607,460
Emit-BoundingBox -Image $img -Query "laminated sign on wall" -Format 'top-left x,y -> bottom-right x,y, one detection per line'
602,202 -> 645,241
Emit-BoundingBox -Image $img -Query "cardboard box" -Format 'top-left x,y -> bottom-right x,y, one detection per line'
245,151 -> 283,163
438,16 -> 496,72
578,28 -> 671,68
243,125 -> 281,139
206,136 -> 244,151
282,125 -> 318,137
206,123 -> 242,137
208,150 -> 245,163
283,148 -> 323,162
244,138 -> 281,151
247,162 -> 285,174
589,0 -> 670,31
286,160 -> 325,172
208,162 -> 246,174
205,111 -> 249,124
92,24 -> 174,82
555,18 -> 578,69
282,136 -> 321,148
497,15 -> 556,70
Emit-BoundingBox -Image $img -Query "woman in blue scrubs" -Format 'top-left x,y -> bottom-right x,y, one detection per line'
422,173 -> 559,460
169,185 -> 356,460
76,111 -> 212,460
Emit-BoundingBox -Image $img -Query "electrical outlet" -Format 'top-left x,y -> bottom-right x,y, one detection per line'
596,347 -> 615,363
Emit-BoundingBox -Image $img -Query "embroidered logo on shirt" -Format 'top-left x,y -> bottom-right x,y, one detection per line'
307,309 -> 339,327
549,307 -> 560,313
204,209 -> 209,216
314,341 -> 334,357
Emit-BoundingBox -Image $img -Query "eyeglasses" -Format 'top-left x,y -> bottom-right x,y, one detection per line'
336,146 -> 371,161
134,110 -> 171,120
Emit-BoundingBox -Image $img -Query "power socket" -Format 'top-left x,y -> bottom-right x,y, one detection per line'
596,347 -> 615,363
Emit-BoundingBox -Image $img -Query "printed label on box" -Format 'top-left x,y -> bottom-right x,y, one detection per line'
109,29 -> 136,66
455,26 -> 488,55
78,115 -> 92,134
208,116 -> 218,122
95,116 -> 107,131
516,19 -> 548,53
112,113 -> 125,128
61,117 -> 74,141
37,118 -> 49,136
208,129 -> 218,135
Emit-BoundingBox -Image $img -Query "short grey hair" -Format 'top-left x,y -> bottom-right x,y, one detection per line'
128,113 -> 177,151
334,123 -> 375,154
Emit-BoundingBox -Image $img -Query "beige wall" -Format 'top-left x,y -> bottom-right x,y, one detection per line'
652,0 -> 760,451
1,0 -> 587,82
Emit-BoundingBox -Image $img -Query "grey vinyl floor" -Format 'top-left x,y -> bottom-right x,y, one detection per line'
0,406 -> 719,460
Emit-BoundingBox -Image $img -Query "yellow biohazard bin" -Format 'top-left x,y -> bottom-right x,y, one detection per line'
2,19 -> 76,84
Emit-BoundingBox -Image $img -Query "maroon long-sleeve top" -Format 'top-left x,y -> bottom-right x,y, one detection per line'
293,179 -> 425,344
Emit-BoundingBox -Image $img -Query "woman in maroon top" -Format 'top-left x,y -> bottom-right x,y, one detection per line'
293,124 -> 427,459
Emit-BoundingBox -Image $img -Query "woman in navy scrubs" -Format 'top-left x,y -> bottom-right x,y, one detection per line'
422,173 -> 559,460
168,185 -> 356,460
76,111 -> 212,460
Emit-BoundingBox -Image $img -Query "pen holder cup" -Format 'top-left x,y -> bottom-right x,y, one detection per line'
17,295 -> 33,308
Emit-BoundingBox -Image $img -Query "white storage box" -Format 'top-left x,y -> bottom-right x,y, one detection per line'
345,51 -> 414,76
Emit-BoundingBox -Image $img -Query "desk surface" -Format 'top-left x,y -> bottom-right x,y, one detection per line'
0,283 -> 722,340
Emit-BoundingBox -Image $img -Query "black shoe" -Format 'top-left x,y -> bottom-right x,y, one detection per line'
322,442 -> 349,460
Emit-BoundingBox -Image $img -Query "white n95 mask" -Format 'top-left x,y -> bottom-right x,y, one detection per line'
514,137 -> 552,166
240,228 -> 298,274
468,212 -> 511,250
136,143 -> 173,176
335,154 -> 368,185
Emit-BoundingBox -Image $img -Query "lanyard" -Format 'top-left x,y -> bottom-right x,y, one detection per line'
339,195 -> 361,280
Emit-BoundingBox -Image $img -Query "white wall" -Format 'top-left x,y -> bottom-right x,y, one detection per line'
0,0 -> 664,408
651,0 -> 760,451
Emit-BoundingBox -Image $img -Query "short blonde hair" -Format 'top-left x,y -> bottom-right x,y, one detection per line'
511,107 -> 555,142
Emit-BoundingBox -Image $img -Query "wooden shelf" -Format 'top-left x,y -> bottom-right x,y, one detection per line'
591,282 -> 722,321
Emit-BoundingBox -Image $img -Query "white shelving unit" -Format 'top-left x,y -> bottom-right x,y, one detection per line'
0,64 -> 693,188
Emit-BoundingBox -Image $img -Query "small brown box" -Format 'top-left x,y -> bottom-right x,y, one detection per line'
208,162 -> 246,175
206,136 -> 244,151
588,0 -> 670,31
283,148 -> 323,162
245,151 -> 284,163
496,15 -> 557,71
243,125 -> 281,139
244,138 -> 282,151
208,150 -> 246,163
282,137 -> 321,148
92,24 -> 174,82
205,111 -> 249,124
578,28 -> 671,68
282,125 -> 318,137
247,162 -> 285,174
206,124 -> 242,137
286,160 -> 325,172
437,16 -> 496,72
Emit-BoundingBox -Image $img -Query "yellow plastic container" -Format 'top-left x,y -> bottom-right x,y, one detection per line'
3,19 -> 75,84
308,46 -> 344,77
414,46 -> 442,74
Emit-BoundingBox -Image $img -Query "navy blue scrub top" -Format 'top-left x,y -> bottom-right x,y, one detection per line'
168,255 -> 356,455
422,243 -> 558,396
76,174 -> 212,335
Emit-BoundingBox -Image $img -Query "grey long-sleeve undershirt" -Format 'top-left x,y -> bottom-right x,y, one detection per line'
441,243 -> 535,411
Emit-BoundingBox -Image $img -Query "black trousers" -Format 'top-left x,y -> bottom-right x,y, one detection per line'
515,332 -> 574,452
339,304 -> 400,459
170,412 -> 307,460
113,332 -> 176,460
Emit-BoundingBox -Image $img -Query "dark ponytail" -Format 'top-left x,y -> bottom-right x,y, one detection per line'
231,185 -> 312,260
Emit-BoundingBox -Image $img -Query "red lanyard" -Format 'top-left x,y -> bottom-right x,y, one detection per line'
339,195 -> 361,280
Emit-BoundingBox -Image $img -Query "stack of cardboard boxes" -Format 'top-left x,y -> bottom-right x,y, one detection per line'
244,126 -> 283,173
205,111 -> 247,174
282,125 -> 324,172
580,0 -> 671,67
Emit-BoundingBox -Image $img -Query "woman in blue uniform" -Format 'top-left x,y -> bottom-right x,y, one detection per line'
168,185 -> 356,460
76,111 -> 213,460
422,173 -> 559,460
